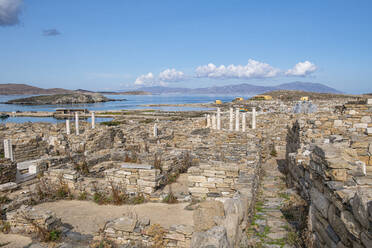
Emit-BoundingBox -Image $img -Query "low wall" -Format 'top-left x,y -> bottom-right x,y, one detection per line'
102,216 -> 192,247
0,158 -> 16,184
187,162 -> 240,198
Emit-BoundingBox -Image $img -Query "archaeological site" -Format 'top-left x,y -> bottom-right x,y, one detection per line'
0,96 -> 371,248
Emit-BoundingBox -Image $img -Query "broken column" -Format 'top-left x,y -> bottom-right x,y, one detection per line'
75,112 -> 79,135
235,108 -> 240,131
66,119 -> 70,135
217,108 -> 221,130
206,114 -> 211,128
252,107 -> 256,129
91,111 -> 95,129
3,139 -> 14,162
153,123 -> 158,137
242,113 -> 246,132
212,115 -> 216,129
229,108 -> 233,131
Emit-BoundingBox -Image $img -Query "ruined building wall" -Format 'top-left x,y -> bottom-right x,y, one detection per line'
285,118 -> 372,248
0,158 -> 17,184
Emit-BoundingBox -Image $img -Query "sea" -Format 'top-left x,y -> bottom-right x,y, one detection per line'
0,94 -> 250,124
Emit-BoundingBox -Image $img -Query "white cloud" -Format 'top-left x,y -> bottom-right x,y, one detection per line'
134,69 -> 186,86
0,0 -> 22,26
285,61 -> 317,76
158,68 -> 185,82
195,59 -> 280,79
134,72 -> 155,85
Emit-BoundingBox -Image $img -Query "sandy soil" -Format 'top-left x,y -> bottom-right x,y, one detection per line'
34,200 -> 193,234
0,233 -> 32,248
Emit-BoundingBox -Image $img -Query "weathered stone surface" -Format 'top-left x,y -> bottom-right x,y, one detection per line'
193,201 -> 225,232
352,191 -> 371,229
112,216 -> 137,232
191,226 -> 230,248
340,210 -> 362,238
311,187 -> 330,218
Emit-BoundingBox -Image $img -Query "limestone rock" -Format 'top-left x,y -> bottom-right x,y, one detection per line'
193,200 -> 225,232
191,226 -> 230,248
310,187 -> 330,218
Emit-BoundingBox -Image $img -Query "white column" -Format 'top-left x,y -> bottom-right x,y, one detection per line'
75,112 -> 79,135
4,139 -> 14,161
206,114 -> 211,128
235,108 -> 240,131
242,113 -> 246,132
229,108 -> 233,131
91,111 -> 95,129
217,108 -> 221,130
212,115 -> 216,129
66,119 -> 70,135
153,123 -> 158,137
252,107 -> 256,130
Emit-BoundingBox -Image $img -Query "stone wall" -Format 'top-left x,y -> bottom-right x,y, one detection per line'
285,119 -> 372,248
104,164 -> 161,196
101,215 -> 192,247
0,158 -> 16,184
6,205 -> 62,235
187,162 -> 240,198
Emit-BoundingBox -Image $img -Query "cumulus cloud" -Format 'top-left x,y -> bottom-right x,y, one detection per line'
285,61 -> 317,76
195,59 -> 280,79
134,72 -> 155,85
43,29 -> 61,36
134,69 -> 186,86
158,68 -> 185,82
0,0 -> 22,26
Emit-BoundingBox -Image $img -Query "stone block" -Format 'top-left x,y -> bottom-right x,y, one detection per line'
188,176 -> 207,183
189,187 -> 209,194
340,210 -> 362,238
310,187 -> 330,218
354,123 -> 368,129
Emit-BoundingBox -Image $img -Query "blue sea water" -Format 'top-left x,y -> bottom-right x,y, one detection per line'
0,94 -> 247,123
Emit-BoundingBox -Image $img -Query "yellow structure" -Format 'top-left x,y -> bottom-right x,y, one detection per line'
215,100 -> 222,104
235,97 -> 244,101
252,95 -> 273,100
300,96 -> 309,101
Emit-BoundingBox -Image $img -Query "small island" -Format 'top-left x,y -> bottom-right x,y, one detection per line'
5,93 -> 125,105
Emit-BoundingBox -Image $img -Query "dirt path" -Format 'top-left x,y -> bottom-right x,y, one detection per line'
34,200 -> 194,234
247,154 -> 297,247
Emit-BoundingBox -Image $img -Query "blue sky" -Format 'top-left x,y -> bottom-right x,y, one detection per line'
0,0 -> 371,93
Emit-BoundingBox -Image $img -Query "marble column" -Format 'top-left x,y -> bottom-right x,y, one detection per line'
4,139 -> 14,161
91,111 -> 95,129
66,119 -> 70,135
153,123 -> 158,137
212,115 -> 216,129
75,112 -> 79,135
229,108 -> 233,131
235,108 -> 240,131
252,107 -> 256,129
206,114 -> 211,128
217,108 -> 221,130
242,113 -> 246,132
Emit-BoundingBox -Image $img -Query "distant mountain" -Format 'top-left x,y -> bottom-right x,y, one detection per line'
138,82 -> 341,95
0,83 -> 73,95
276,82 -> 342,94
0,82 -> 341,96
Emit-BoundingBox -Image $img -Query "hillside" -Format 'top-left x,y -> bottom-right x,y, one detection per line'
263,90 -> 357,101
0,84 -> 73,95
